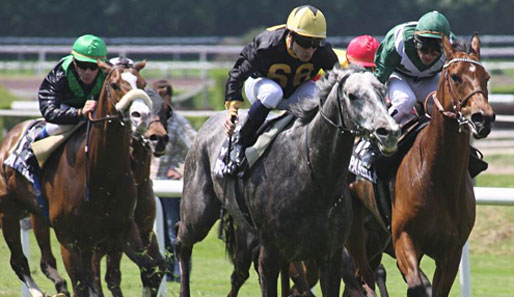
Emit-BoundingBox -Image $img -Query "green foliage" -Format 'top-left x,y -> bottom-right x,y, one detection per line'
0,0 -> 513,36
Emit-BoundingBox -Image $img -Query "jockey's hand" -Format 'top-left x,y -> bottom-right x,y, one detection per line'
224,100 -> 242,136
81,100 -> 97,117
224,115 -> 238,136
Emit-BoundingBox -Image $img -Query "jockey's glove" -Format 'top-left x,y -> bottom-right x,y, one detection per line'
224,100 -> 242,120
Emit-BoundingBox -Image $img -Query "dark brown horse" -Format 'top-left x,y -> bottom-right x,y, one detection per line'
90,89 -> 172,297
0,61 -> 164,297
346,34 -> 495,297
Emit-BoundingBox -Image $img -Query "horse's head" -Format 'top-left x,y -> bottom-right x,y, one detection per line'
336,66 -> 400,156
144,89 -> 172,157
97,60 -> 153,136
440,33 -> 495,139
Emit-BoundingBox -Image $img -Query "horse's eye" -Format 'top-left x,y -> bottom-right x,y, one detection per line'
451,74 -> 461,84
111,82 -> 120,90
348,93 -> 357,101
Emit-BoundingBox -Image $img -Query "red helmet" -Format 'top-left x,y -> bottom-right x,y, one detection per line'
346,35 -> 379,67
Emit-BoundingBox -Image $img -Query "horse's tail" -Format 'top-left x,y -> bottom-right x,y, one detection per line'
220,212 -> 237,263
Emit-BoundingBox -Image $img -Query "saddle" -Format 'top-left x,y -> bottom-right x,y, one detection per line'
213,112 -> 295,227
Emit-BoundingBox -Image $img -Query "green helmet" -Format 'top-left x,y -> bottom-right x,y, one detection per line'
71,34 -> 107,64
415,11 -> 451,39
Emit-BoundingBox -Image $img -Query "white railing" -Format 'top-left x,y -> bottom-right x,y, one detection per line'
19,183 -> 514,297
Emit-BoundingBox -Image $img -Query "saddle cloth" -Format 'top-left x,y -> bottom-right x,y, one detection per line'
4,120 -> 45,183
4,120 -> 84,183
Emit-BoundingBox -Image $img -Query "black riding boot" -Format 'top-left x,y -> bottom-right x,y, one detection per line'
224,100 -> 271,176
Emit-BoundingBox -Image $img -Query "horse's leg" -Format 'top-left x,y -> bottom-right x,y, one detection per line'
289,261 -> 316,297
431,251 -> 462,297
257,245 -> 281,297
227,239 -> 252,297
374,264 -> 388,297
60,243 -> 90,297
344,196 -> 376,297
341,248 -> 367,297
91,250 -> 105,297
105,250 -> 124,297
0,199 -> 45,297
31,215 -> 70,296
122,219 -> 164,297
317,247 -> 343,297
175,166 -> 221,297
394,232 -> 428,297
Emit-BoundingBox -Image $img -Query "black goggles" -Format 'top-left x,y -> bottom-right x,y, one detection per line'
74,60 -> 99,71
293,34 -> 324,49
414,37 -> 442,55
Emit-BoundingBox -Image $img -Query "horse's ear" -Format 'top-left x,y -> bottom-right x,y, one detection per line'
441,34 -> 454,58
134,60 -> 147,71
470,32 -> 481,60
98,60 -> 112,72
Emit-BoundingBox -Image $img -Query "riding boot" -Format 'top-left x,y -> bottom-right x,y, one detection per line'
468,145 -> 488,178
224,100 -> 271,176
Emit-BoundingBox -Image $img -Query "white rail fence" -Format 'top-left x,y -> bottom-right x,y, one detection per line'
19,182 -> 514,297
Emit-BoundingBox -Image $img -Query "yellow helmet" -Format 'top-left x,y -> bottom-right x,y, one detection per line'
286,5 -> 326,39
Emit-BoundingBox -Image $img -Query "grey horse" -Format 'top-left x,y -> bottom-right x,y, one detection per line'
175,65 -> 401,297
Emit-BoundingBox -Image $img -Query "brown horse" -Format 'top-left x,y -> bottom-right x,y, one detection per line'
0,61 -> 164,297
346,34 -> 495,297
90,90 -> 172,297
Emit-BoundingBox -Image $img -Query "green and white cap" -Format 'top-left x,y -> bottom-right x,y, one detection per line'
415,11 -> 451,39
71,34 -> 107,63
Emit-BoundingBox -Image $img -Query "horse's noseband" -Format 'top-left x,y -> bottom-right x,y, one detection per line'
318,72 -> 367,137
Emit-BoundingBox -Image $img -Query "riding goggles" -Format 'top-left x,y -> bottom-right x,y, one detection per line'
414,35 -> 442,55
293,34 -> 324,49
74,59 -> 99,71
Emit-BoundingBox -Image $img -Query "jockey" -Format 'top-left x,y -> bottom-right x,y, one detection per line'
314,34 -> 379,80
223,5 -> 338,175
37,34 -> 107,140
346,35 -> 379,71
374,11 -> 453,126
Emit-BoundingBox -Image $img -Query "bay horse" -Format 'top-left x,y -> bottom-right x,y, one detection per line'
90,87 -> 172,297
175,65 -> 401,297
0,61 -> 164,297
27,92 -> 171,297
345,34 -> 495,297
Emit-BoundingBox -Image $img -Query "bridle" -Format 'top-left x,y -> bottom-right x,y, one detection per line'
431,57 -> 488,131
318,72 -> 369,137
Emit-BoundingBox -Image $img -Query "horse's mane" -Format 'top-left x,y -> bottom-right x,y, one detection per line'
288,65 -> 364,124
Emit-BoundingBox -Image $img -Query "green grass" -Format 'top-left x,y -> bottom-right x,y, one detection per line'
1,215 -> 514,297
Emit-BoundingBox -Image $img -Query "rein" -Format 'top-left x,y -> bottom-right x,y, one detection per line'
431,57 -> 487,132
318,73 -> 365,137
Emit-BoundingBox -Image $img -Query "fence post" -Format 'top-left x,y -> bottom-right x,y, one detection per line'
154,196 -> 167,297
459,241 -> 471,297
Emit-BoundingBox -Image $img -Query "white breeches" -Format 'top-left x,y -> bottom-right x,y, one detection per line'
244,77 -> 318,110
387,72 -> 440,126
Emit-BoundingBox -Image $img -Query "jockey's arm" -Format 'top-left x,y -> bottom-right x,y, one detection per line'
374,32 -> 402,84
38,68 -> 84,125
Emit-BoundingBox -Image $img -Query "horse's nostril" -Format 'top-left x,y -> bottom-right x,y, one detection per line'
471,112 -> 484,124
131,111 -> 141,118
149,134 -> 158,141
376,127 -> 388,136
